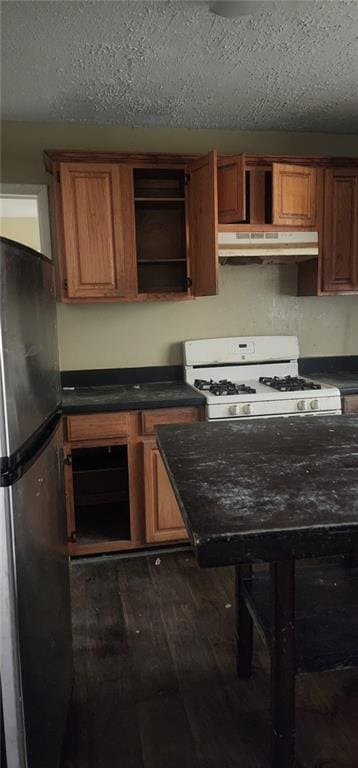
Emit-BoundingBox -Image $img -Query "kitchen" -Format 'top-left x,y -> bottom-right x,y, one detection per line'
1,2 -> 358,767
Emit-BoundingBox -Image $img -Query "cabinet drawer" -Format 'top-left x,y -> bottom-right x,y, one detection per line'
141,407 -> 201,436
66,412 -> 128,442
342,395 -> 358,414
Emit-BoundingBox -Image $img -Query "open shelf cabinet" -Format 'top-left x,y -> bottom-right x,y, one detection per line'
133,168 -> 189,295
69,444 -> 131,546
48,151 -> 218,302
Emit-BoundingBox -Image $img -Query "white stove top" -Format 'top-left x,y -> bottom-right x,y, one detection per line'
184,336 -> 342,420
193,378 -> 329,402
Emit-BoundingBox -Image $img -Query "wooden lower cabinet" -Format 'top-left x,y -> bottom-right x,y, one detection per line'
342,395 -> 358,414
63,405 -> 202,555
143,441 -> 188,544
64,438 -> 138,556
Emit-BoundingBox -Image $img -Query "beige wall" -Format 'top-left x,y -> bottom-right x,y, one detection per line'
1,120 -> 358,370
0,216 -> 41,251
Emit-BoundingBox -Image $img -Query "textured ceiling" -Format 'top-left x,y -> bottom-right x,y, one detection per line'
1,0 -> 358,132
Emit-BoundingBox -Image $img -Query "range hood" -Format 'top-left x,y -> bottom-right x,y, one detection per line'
218,231 -> 319,265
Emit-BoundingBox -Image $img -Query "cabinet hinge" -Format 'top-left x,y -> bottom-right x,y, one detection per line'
56,171 -> 60,182
186,276 -> 193,288
64,454 -> 72,466
184,173 -> 190,185
68,531 -> 76,543
63,278 -> 68,291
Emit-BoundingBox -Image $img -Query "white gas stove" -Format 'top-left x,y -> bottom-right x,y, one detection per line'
184,336 -> 341,420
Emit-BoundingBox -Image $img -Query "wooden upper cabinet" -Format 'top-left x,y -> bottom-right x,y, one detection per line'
46,149 -> 358,301
322,169 -> 358,293
132,166 -> 189,298
59,162 -> 137,299
188,151 -> 218,296
217,157 -> 317,227
51,153 -> 219,302
272,163 -> 317,226
217,154 -> 246,224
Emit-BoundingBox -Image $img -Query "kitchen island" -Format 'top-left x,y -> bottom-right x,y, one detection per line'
156,416 -> 358,768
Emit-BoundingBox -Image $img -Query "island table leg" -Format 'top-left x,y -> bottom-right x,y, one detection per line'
270,559 -> 295,768
235,564 -> 253,679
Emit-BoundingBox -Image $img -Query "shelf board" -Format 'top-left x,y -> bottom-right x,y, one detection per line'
137,259 -> 187,265
75,492 -> 129,506
73,466 -> 127,475
75,531 -> 131,545
134,197 -> 185,202
138,289 -> 187,295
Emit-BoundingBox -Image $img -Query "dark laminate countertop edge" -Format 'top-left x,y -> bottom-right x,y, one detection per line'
61,382 -> 206,415
314,378 -> 358,396
336,386 -> 358,396
191,526 -> 358,568
62,396 -> 205,415
299,356 -> 358,395
61,359 -> 358,399
156,418 -> 358,567
156,428 -> 198,551
157,428 -> 358,567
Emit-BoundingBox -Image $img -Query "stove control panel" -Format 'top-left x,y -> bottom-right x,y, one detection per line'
208,393 -> 341,421
228,403 -> 253,416
297,399 -> 320,412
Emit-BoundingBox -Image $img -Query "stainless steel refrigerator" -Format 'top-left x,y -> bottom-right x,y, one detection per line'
0,238 -> 73,768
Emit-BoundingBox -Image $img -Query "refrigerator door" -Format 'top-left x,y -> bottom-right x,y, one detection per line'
0,421 -> 73,768
0,238 -> 60,457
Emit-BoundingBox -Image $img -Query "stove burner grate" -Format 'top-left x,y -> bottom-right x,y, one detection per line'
259,375 -> 322,392
194,378 -> 256,396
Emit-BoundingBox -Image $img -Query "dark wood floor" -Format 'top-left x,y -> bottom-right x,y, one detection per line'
61,551 -> 358,768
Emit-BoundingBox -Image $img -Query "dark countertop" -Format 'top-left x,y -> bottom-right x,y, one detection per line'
312,374 -> 358,396
61,382 -> 205,414
156,416 -> 358,567
299,356 -> 358,395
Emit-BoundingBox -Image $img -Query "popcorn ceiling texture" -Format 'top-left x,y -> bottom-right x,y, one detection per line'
2,0 -> 358,132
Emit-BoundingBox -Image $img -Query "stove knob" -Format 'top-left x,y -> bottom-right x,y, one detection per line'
242,403 -> 252,416
297,400 -> 306,411
310,399 -> 319,411
228,405 -> 238,416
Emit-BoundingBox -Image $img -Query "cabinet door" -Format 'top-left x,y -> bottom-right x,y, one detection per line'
217,154 -> 246,223
63,444 -> 76,543
188,151 -> 218,296
272,163 -> 317,226
322,169 -> 358,293
342,395 -> 358,414
144,441 -> 188,544
60,162 -> 137,299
